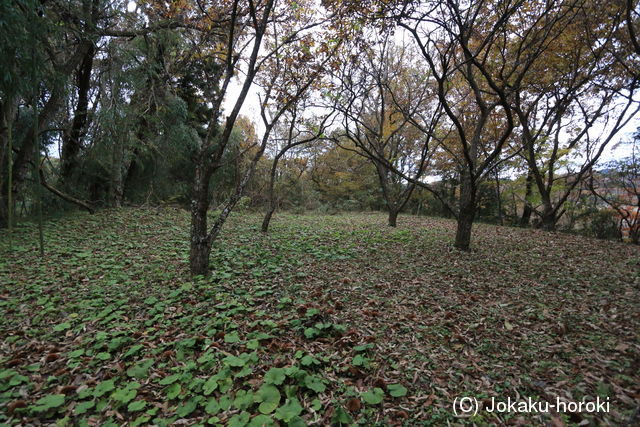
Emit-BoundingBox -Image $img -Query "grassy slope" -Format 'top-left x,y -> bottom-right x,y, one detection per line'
0,208 -> 638,426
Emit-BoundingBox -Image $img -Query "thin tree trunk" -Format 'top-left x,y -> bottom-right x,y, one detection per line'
11,88 -> 64,202
39,168 -> 94,213
445,180 -> 457,218
494,170 -> 503,226
0,101 -> 15,231
6,121 -> 12,239
189,163 -> 212,276
10,40 -> 92,209
520,169 -> 534,227
261,155 -> 280,233
261,207 -> 276,233
210,148 -> 265,243
0,113 -> 7,229
109,137 -> 124,207
7,122 -> 11,234
455,175 -> 476,250
373,161 -> 409,228
0,58 -> 16,230
33,102 -> 44,257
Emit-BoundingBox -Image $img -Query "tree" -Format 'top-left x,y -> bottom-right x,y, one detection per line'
0,0 -> 50,229
387,0 -> 628,247
510,0 -> 640,230
309,139 -> 380,209
332,34 -> 442,226
187,0 -> 338,275
261,101 -> 334,232
389,0 -> 529,248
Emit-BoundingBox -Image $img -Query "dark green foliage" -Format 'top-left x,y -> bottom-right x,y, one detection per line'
585,209 -> 621,240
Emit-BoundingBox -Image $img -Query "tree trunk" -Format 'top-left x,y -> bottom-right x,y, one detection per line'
261,155 -> 280,233
454,175 -> 476,250
538,193 -> 556,231
189,163 -> 212,276
0,58 -> 17,230
494,171 -> 503,226
9,41 -> 92,212
261,206 -> 276,233
0,100 -> 15,229
61,44 -> 95,184
540,210 -> 556,231
190,129 -> 270,275
109,137 -> 124,207
12,87 -> 64,202
388,209 -> 398,227
520,169 -> 534,227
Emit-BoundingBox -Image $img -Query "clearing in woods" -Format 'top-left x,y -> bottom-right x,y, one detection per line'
0,208 -> 638,425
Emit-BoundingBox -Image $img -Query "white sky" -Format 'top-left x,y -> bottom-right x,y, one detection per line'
224,74 -> 639,165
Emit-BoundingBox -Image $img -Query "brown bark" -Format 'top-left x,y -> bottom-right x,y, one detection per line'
540,215 -> 556,231
261,152 -> 281,233
454,175 -> 476,250
520,169 -> 534,226
189,163 -> 214,276
539,203 -> 557,231
373,161 -> 414,228
0,98 -> 16,228
61,44 -> 95,183
388,209 -> 398,227
261,207 -> 276,233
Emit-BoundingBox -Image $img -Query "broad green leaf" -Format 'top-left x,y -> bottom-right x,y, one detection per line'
205,398 -> 220,415
74,400 -> 95,415
123,345 -> 144,359
224,332 -> 240,343
303,375 -> 326,393
331,406 -> 352,424
126,359 -> 154,379
275,398 -> 303,422
387,384 -> 408,397
203,375 -> 218,395
362,387 -> 384,405
257,384 -> 280,414
300,355 -> 320,367
94,379 -> 116,398
248,414 -> 275,427
32,394 -> 65,412
127,400 -> 146,412
176,397 -> 199,417
159,373 -> 181,386
68,349 -> 85,358
166,383 -> 181,399
53,322 -> 71,332
233,390 -> 254,410
223,355 -> 246,367
264,368 -> 286,385
228,412 -> 251,427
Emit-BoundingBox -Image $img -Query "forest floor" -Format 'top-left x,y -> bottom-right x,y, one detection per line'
0,208 -> 639,426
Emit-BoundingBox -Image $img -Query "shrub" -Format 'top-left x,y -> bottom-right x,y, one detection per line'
586,210 -> 621,240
